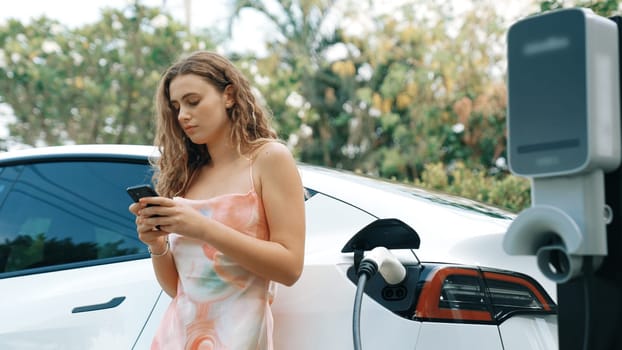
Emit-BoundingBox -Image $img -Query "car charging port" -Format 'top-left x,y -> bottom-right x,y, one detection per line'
382,285 -> 407,301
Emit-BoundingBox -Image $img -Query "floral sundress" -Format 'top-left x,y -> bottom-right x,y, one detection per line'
151,163 -> 274,350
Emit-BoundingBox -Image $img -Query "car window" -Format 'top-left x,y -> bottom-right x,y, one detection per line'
0,160 -> 153,276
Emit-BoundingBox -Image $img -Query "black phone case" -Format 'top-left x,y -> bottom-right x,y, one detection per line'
126,184 -> 159,202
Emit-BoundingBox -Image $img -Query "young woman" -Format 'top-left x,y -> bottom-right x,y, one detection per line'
129,51 -> 306,350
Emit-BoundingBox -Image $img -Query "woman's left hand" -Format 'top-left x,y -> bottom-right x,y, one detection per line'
138,197 -> 207,238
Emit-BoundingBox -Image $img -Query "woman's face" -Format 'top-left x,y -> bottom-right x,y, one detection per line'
169,73 -> 233,146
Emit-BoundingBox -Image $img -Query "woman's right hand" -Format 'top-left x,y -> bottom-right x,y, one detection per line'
129,201 -> 168,251
129,200 -> 178,298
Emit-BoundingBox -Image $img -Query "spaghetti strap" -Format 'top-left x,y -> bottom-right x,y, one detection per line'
249,157 -> 256,192
247,140 -> 277,193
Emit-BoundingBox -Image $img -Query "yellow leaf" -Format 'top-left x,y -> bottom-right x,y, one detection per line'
406,83 -> 418,97
373,93 -> 382,110
382,98 -> 392,113
324,87 -> 336,104
74,77 -> 84,89
396,93 -> 411,109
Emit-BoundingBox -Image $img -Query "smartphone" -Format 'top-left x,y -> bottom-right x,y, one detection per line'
127,184 -> 161,223
126,184 -> 159,203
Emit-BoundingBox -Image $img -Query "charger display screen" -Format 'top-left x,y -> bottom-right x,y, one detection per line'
507,9 -> 588,176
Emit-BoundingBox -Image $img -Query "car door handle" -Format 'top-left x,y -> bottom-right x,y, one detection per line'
72,296 -> 126,313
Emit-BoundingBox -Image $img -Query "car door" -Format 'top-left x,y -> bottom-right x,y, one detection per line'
0,158 -> 162,350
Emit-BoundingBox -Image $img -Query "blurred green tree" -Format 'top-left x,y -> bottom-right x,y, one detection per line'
342,1 -> 509,181
0,3 -> 215,146
5,0 -> 585,212
230,0 -> 371,166
539,0 -> 619,15
228,0 -> 532,211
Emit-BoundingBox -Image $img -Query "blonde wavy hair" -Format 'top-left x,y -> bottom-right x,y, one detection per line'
151,51 -> 277,197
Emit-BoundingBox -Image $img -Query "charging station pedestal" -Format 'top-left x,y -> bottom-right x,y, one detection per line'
556,16 -> 622,350
504,9 -> 622,350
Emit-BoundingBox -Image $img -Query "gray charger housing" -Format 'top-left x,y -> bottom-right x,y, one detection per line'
504,8 -> 620,283
507,8 -> 620,177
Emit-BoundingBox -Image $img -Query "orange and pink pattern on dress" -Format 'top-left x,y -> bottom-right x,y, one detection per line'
151,167 -> 274,350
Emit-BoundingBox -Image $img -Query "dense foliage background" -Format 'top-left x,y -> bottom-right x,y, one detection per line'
0,0 -> 618,212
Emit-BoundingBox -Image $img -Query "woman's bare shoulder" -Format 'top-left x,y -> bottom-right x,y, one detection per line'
253,141 -> 294,165
251,141 -> 300,197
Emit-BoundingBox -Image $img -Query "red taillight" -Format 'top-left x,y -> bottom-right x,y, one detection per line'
414,267 -> 493,322
483,271 -> 553,312
413,266 -> 556,324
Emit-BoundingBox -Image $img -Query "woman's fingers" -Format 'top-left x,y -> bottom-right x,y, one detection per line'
135,198 -> 202,237
131,197 -> 172,245
135,197 -> 177,219
139,196 -> 173,207
129,202 -> 141,215
136,219 -> 168,243
137,213 -> 162,229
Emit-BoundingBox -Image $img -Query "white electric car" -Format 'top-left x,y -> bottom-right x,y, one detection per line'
0,144 -> 558,350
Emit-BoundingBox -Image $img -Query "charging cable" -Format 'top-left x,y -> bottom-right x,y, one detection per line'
353,247 -> 407,350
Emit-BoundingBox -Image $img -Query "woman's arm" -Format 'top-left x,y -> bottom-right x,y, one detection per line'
130,203 -> 179,297
253,142 -> 306,284
140,142 -> 306,286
